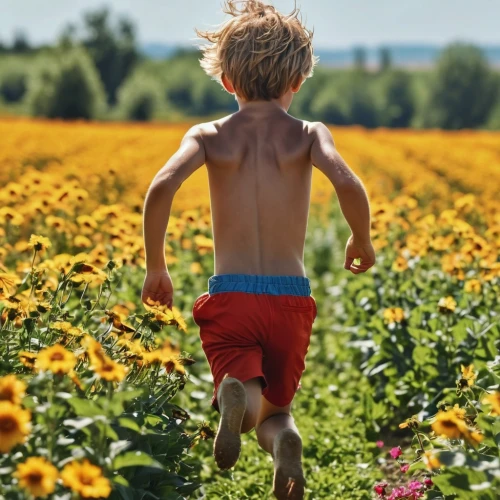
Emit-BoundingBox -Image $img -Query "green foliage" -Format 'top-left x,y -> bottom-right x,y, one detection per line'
379,47 -> 392,72
423,43 -> 499,129
486,94 -> 500,129
11,31 -> 31,54
310,71 -> 378,127
0,250 -> 202,497
162,56 -> 237,117
68,7 -> 140,105
26,47 -> 107,119
117,71 -> 164,121
0,59 -> 28,103
1,37 -> 500,129
374,70 -> 415,128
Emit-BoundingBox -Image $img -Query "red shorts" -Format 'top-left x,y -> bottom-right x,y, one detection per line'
192,278 -> 317,413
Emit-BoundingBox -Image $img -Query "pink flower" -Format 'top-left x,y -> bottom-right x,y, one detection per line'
376,440 -> 384,448
373,482 -> 388,497
400,463 -> 410,473
390,446 -> 403,459
409,480 -> 424,492
387,486 -> 406,500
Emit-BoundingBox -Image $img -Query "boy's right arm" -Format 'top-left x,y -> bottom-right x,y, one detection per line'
310,122 -> 376,274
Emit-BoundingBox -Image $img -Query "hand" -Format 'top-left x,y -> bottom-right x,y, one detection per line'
344,235 -> 376,274
141,270 -> 174,308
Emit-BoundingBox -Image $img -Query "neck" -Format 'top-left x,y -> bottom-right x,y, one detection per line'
236,96 -> 291,113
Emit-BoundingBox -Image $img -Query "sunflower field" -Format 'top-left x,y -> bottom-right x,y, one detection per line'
0,117 -> 499,500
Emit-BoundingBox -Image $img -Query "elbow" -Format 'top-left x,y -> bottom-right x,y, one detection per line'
149,178 -> 179,197
334,176 -> 363,195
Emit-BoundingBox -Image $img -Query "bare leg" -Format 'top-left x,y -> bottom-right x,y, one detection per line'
256,400 -> 305,500
255,413 -> 299,455
213,375 -> 263,470
240,377 -> 264,433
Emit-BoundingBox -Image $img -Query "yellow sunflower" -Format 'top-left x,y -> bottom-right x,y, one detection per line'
392,255 -> 409,272
27,235 -> 52,252
450,403 -> 466,420
383,307 -> 405,324
482,391 -> 500,416
0,401 -> 31,453
0,272 -> 21,296
35,344 -> 77,375
14,456 -> 59,497
464,279 -> 482,294
431,410 -> 469,439
0,374 -> 27,405
19,351 -> 38,370
92,358 -> 128,382
165,356 -> 186,375
422,450 -> 441,470
460,364 -> 477,387
438,296 -> 457,313
190,262 -> 203,274
60,459 -> 111,498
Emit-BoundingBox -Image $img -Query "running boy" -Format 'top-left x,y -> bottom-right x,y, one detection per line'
141,1 -> 375,498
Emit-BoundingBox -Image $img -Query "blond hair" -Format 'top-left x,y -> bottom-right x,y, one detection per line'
196,0 -> 318,101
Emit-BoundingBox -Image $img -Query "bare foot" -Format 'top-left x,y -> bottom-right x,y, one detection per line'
213,376 -> 247,470
273,428 -> 305,499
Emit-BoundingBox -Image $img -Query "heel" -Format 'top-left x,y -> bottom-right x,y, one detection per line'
273,428 -> 305,499
213,377 -> 247,470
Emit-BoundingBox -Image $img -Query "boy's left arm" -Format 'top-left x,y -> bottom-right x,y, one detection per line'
141,125 -> 205,308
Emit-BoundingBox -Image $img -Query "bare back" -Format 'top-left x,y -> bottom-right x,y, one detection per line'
199,106 -> 315,276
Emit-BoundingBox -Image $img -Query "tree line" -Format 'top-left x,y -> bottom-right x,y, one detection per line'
0,8 -> 499,129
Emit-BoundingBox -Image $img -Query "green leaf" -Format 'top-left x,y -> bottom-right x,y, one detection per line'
432,467 -> 494,500
113,484 -> 135,500
118,417 -> 142,433
95,420 -> 119,441
412,345 -> 435,366
112,451 -> 164,470
68,398 -> 104,417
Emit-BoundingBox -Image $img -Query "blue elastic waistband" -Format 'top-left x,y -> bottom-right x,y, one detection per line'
208,274 -> 311,296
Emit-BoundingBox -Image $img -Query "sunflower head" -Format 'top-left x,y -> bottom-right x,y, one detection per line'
14,456 -> 59,497
35,344 -> 77,375
0,374 -> 27,405
0,401 -> 31,453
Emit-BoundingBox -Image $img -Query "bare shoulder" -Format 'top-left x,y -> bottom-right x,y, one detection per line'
306,121 -> 335,146
193,115 -> 235,139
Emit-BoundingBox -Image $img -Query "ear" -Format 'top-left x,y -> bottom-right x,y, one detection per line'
291,76 -> 304,94
221,74 -> 235,94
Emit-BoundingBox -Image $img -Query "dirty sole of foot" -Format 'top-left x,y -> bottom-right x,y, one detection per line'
213,378 -> 247,470
273,428 -> 305,500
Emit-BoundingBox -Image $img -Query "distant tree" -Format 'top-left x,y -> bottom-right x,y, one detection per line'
424,43 -> 499,129
289,66 -> 331,120
374,70 -> 415,128
311,72 -> 378,127
353,46 -> 367,71
486,82 -> 500,129
58,23 -> 77,50
27,48 -> 106,119
164,60 -> 197,111
191,79 -> 237,116
11,31 -> 31,54
310,84 -> 348,125
63,7 -> 140,105
118,72 -> 163,121
0,66 -> 28,102
379,47 -> 392,72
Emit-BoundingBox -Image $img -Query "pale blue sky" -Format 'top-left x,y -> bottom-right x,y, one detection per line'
2,0 -> 500,49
